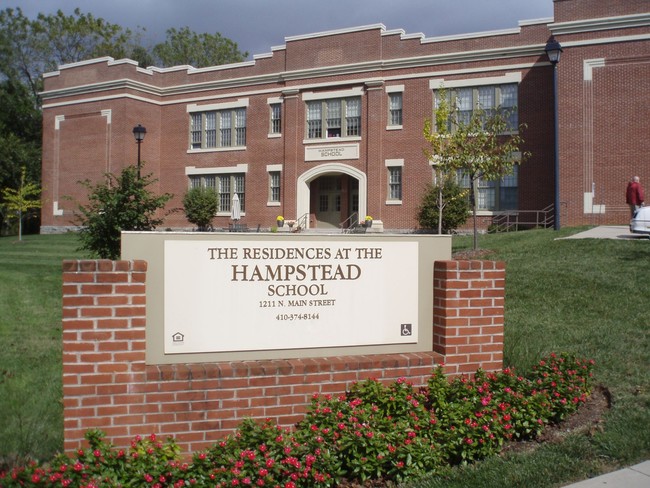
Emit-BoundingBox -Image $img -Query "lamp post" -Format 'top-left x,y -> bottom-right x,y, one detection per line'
132,124 -> 147,179
545,37 -> 562,230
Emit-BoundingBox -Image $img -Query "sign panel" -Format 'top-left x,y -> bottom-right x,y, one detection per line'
121,232 -> 451,363
163,240 -> 418,354
305,144 -> 359,161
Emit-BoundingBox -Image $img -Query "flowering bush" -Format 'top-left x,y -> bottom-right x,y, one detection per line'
277,216 -> 284,221
364,216 -> 372,221
0,353 -> 594,488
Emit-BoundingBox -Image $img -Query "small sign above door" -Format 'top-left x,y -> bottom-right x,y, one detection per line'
305,143 -> 359,161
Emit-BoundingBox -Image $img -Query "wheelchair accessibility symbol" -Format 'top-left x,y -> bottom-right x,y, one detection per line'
401,324 -> 412,336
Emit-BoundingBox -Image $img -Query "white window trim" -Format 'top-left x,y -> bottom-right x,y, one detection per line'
267,164 -> 282,206
187,98 -> 249,113
386,87 -> 404,130
185,164 -> 248,176
429,72 -> 521,90
385,159 -> 403,205
302,86 -> 364,101
386,85 -> 404,93
267,97 -> 283,138
187,100 -> 249,152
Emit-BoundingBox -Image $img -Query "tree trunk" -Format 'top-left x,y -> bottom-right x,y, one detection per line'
437,186 -> 443,234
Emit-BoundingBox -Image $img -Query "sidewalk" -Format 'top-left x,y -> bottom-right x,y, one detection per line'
561,461 -> 650,487
558,225 -> 647,240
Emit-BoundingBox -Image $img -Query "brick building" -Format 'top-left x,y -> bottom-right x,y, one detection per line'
40,0 -> 650,233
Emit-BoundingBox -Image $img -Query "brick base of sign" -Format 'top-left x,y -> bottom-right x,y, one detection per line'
62,259 -> 504,454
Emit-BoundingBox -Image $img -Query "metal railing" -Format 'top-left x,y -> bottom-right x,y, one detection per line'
490,204 -> 555,232
291,213 -> 309,232
339,212 -> 361,233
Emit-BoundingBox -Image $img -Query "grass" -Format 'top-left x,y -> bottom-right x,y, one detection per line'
0,234 -> 86,464
0,229 -> 649,486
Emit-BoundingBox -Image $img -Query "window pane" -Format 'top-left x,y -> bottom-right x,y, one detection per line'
389,93 -> 402,126
235,108 -> 246,146
270,171 -> 280,202
456,88 -> 472,126
389,167 -> 402,200
234,174 -> 245,211
190,113 -> 202,149
478,87 -> 495,109
307,102 -> 322,139
271,104 -> 281,134
220,112 -> 232,147
327,100 -> 341,137
500,84 -> 518,129
204,175 -> 216,190
345,98 -> 361,136
219,175 -> 231,211
189,175 -> 201,188
319,195 -> 328,212
205,112 -> 216,148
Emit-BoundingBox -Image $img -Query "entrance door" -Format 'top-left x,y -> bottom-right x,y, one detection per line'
315,176 -> 342,229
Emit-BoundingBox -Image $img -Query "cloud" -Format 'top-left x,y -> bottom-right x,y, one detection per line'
0,0 -> 553,59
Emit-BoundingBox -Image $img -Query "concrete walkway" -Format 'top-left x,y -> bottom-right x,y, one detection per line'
561,461 -> 650,487
558,225 -> 648,240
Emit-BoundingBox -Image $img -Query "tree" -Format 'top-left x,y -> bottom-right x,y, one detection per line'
0,78 -> 42,184
1,166 -> 41,240
0,7 -> 137,102
74,165 -> 172,259
417,179 -> 470,234
423,91 -> 458,235
153,26 -> 248,68
182,186 -> 219,231
424,89 -> 528,249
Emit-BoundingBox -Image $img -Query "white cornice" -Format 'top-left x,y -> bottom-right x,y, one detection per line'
285,24 -> 386,43
41,42 -> 545,102
41,27 -> 649,105
41,61 -> 542,110
550,13 -> 650,35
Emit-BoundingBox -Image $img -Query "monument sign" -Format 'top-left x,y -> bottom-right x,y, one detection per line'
121,232 -> 451,364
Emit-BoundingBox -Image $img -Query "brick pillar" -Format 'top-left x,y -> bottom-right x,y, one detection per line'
433,260 -> 505,374
62,260 -> 147,451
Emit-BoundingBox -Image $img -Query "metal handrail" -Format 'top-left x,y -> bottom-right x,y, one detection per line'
491,204 -> 555,232
339,212 -> 359,233
293,213 -> 309,231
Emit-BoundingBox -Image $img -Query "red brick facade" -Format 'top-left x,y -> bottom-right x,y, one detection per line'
62,259 -> 504,453
41,0 -> 650,232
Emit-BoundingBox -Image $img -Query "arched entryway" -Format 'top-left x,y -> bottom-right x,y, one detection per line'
297,164 -> 367,230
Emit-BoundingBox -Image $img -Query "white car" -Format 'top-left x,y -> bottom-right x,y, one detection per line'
630,206 -> 650,235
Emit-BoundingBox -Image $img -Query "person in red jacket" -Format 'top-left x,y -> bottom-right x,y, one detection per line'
626,176 -> 645,217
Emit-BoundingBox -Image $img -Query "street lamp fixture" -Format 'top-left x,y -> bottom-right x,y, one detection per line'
545,37 -> 562,230
132,124 -> 147,179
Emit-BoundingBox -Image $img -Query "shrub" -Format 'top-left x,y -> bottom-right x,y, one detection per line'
182,186 -> 219,231
417,179 -> 470,234
74,166 -> 172,259
0,354 -> 594,488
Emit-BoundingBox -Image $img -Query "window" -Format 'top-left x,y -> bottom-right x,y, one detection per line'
456,165 -> 518,212
270,103 -> 282,134
306,97 -> 361,140
189,107 -> 247,149
388,167 -> 402,201
436,83 -> 518,132
189,173 -> 245,212
389,93 -> 403,126
269,171 -> 281,203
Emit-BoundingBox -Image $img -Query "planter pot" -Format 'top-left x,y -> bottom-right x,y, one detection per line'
365,220 -> 373,228
277,220 -> 284,227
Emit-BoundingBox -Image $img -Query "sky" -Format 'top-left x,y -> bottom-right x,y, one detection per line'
1,0 -> 555,61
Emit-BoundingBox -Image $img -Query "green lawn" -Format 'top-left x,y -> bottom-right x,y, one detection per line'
0,229 -> 648,487
0,234 -> 86,464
